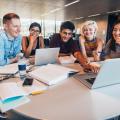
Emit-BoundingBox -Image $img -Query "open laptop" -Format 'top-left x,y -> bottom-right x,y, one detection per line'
74,58 -> 120,89
35,48 -> 60,66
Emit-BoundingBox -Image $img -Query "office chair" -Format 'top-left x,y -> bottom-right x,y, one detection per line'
7,110 -> 42,120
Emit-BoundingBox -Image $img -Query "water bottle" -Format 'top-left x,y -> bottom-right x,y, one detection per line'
18,60 -> 26,80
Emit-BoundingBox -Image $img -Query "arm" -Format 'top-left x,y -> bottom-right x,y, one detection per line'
0,37 -> 8,66
79,36 -> 89,61
22,36 -> 35,58
93,38 -> 104,61
74,51 -> 100,73
0,38 -> 19,65
103,39 -> 112,59
10,36 -> 22,63
39,36 -> 45,48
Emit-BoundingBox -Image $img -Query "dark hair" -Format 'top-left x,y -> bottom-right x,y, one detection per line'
3,13 -> 20,24
29,22 -> 41,33
110,20 -> 120,51
60,21 -> 75,32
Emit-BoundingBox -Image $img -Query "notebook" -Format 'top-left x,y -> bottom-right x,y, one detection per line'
74,58 -> 120,89
35,48 -> 60,66
0,82 -> 30,112
28,64 -> 78,85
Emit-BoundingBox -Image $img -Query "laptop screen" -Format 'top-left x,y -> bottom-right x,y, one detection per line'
35,48 -> 60,66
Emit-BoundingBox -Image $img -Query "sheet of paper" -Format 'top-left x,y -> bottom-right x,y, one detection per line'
0,82 -> 27,102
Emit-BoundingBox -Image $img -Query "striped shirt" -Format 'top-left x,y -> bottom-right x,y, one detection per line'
84,38 -> 98,57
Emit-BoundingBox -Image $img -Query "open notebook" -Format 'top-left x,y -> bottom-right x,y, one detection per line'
74,58 -> 120,89
0,82 -> 30,112
28,64 -> 78,85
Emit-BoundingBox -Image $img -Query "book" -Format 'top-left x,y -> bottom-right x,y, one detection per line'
28,64 -> 78,85
0,63 -> 18,75
0,82 -> 30,112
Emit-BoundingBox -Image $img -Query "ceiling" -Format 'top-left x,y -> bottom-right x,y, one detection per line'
0,0 -> 120,21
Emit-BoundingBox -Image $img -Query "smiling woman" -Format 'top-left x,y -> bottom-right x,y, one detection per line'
79,20 -> 104,62
103,20 -> 120,59
22,22 -> 44,58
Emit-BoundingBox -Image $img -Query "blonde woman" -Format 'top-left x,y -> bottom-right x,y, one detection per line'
79,20 -> 104,62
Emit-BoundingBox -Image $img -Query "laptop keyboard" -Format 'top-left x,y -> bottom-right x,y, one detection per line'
74,72 -> 97,85
85,78 -> 95,84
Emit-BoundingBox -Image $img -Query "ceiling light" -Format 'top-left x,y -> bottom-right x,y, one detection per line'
41,0 -> 80,17
107,9 -> 120,14
88,14 -> 101,17
49,8 -> 62,13
64,0 -> 80,7
75,17 -> 84,20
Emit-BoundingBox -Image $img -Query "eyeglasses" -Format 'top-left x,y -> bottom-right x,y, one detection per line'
30,29 -> 40,33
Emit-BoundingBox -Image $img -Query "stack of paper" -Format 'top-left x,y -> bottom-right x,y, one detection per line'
28,64 -> 78,85
0,63 -> 18,75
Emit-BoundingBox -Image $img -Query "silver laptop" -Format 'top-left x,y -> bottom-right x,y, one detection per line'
35,48 -> 60,66
74,58 -> 120,89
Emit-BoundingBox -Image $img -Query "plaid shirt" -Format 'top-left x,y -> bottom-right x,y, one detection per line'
0,30 -> 22,66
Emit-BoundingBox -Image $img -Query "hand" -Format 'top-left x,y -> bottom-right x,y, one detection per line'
94,55 -> 100,62
10,56 -> 19,63
29,34 -> 37,45
83,62 -> 100,73
29,57 -> 35,65
89,62 -> 100,73
93,51 -> 100,62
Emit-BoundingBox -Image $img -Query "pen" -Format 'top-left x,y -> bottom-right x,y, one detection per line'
31,90 -> 45,95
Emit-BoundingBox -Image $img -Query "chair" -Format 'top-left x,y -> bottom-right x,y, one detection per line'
44,38 -> 49,48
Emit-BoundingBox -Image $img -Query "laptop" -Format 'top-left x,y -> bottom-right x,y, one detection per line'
74,58 -> 120,89
35,48 -> 60,66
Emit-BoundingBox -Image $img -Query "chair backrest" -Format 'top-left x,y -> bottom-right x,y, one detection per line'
44,38 -> 50,47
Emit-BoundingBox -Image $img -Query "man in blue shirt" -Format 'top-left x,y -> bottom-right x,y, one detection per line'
0,13 -> 22,66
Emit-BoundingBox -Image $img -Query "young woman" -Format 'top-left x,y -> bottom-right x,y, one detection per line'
22,22 -> 44,58
104,20 -> 120,59
79,20 -> 104,62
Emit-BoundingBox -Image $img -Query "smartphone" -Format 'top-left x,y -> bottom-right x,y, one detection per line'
22,77 -> 33,86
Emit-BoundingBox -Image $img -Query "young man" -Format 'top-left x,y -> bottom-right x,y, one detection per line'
0,13 -> 22,66
50,21 -> 99,73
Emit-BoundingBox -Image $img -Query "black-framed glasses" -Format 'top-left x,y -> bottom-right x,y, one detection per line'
30,29 -> 40,33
